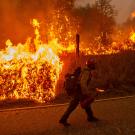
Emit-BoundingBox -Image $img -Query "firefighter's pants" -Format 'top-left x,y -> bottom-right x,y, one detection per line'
60,95 -> 94,122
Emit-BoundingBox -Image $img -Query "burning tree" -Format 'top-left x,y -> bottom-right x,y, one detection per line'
72,0 -> 116,48
94,0 -> 116,46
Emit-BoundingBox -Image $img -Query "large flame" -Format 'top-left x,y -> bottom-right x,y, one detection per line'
0,19 -> 62,103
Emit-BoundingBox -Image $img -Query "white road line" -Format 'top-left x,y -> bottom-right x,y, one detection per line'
96,95 -> 135,102
0,95 -> 135,112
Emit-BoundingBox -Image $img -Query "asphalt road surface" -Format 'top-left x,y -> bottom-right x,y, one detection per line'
0,97 -> 135,135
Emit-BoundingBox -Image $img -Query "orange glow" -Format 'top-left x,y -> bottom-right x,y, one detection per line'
131,11 -> 135,19
129,32 -> 135,43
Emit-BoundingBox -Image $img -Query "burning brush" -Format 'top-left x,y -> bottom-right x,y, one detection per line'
0,19 -> 62,103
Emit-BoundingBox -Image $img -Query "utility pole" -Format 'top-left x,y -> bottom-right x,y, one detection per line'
76,33 -> 80,57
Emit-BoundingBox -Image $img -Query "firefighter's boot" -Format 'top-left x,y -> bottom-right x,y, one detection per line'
85,106 -> 99,122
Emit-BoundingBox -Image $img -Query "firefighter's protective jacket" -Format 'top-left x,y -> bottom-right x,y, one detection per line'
80,66 -> 97,97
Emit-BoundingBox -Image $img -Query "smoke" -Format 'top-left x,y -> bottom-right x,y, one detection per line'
0,0 -> 54,48
130,0 -> 135,11
77,0 -> 135,24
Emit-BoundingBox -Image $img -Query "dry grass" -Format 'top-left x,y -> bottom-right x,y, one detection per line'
56,50 -> 135,96
94,51 -> 135,89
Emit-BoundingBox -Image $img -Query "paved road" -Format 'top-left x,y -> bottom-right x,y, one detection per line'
0,97 -> 135,135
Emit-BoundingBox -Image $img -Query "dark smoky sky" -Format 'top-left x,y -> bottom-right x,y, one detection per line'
75,0 -> 135,24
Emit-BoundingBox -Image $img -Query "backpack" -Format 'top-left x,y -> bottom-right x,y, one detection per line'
64,73 -> 78,96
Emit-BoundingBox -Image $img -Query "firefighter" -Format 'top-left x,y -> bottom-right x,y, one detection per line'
59,67 -> 82,126
80,58 -> 99,122
59,59 -> 98,127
